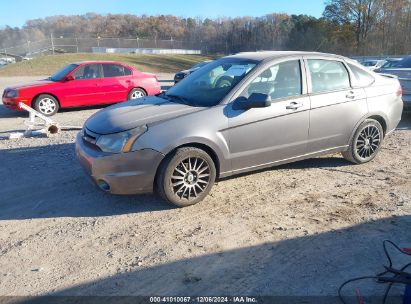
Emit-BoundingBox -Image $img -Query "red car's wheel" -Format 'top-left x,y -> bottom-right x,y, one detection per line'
34,94 -> 59,116
128,88 -> 146,100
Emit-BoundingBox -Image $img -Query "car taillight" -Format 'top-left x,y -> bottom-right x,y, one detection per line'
396,84 -> 402,97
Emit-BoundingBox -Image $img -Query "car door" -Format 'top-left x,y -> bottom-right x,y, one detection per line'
226,59 -> 310,172
100,64 -> 131,103
57,64 -> 104,107
304,57 -> 368,153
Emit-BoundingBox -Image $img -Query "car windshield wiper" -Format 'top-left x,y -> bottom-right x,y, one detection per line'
165,94 -> 191,105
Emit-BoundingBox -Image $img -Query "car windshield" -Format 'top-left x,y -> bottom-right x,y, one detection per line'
164,59 -> 257,107
192,61 -> 210,69
49,63 -> 79,81
363,61 -> 377,67
394,56 -> 411,68
382,60 -> 399,68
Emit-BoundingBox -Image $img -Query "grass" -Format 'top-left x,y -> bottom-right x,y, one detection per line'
0,53 -> 215,76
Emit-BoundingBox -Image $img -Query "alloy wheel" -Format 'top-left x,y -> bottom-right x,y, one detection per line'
130,90 -> 145,99
355,125 -> 381,159
38,98 -> 57,115
170,157 -> 211,200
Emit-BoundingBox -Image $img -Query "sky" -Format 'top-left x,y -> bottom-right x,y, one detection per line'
0,0 -> 325,28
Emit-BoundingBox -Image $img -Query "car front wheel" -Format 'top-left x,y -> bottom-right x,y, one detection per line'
342,119 -> 383,164
156,147 -> 216,207
34,94 -> 59,116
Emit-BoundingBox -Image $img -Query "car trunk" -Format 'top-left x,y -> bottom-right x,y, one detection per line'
380,69 -> 411,94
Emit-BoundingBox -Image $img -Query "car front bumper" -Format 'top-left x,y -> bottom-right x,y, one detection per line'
2,96 -> 30,111
75,132 -> 164,195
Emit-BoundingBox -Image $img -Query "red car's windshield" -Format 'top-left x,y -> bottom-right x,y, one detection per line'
49,63 -> 79,81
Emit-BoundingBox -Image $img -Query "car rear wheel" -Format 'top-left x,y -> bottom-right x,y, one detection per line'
156,147 -> 216,207
34,94 -> 59,116
128,88 -> 146,100
342,119 -> 383,164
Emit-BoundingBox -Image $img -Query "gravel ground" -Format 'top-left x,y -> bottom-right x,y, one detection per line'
0,75 -> 410,300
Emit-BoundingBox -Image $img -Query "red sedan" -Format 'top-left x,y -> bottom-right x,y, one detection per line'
2,61 -> 161,116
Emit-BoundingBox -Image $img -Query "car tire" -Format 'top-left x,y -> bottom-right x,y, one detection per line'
34,94 -> 59,116
156,147 -> 216,207
342,119 -> 384,164
128,88 -> 146,100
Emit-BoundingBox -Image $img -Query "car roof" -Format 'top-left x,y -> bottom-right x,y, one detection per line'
224,51 -> 345,61
73,61 -> 129,65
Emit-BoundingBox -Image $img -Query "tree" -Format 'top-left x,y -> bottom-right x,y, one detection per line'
323,0 -> 383,52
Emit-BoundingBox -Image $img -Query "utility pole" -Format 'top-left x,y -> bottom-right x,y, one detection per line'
154,31 -> 158,48
27,40 -> 31,55
50,33 -> 55,55
75,35 -> 79,53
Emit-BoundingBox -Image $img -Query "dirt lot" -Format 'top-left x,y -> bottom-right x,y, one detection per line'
0,76 -> 410,300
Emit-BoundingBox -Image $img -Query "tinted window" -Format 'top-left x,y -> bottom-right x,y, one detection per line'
50,64 -> 78,81
124,67 -> 132,76
241,60 -> 302,100
103,64 -> 126,77
164,59 -> 257,107
362,61 -> 377,67
348,63 -> 375,87
395,56 -> 411,68
72,64 -> 102,79
192,61 -> 209,69
382,60 -> 400,68
308,60 -> 350,93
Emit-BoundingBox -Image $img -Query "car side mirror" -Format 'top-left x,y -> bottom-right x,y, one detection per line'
234,93 -> 271,110
65,75 -> 74,81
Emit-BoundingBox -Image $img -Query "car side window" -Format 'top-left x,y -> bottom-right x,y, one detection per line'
124,67 -> 132,76
307,59 -> 351,93
72,64 -> 102,80
103,64 -> 126,77
347,63 -> 375,87
240,60 -> 302,101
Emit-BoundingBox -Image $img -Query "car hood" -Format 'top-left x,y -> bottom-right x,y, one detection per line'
10,79 -> 55,90
85,96 -> 203,135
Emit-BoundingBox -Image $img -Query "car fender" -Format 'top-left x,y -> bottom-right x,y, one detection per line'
347,111 -> 389,146
135,107 -> 231,176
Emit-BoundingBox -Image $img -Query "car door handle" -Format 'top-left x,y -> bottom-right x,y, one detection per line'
286,102 -> 303,110
346,91 -> 359,99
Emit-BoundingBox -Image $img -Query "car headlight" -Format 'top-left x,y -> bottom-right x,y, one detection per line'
96,125 -> 148,153
5,89 -> 18,98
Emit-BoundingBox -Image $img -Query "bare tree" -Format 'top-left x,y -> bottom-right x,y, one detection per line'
323,0 -> 384,53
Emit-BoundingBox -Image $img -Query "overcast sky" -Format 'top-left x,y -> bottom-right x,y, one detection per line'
0,0 -> 325,28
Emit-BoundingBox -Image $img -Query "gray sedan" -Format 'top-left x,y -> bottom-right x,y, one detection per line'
76,51 -> 403,207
